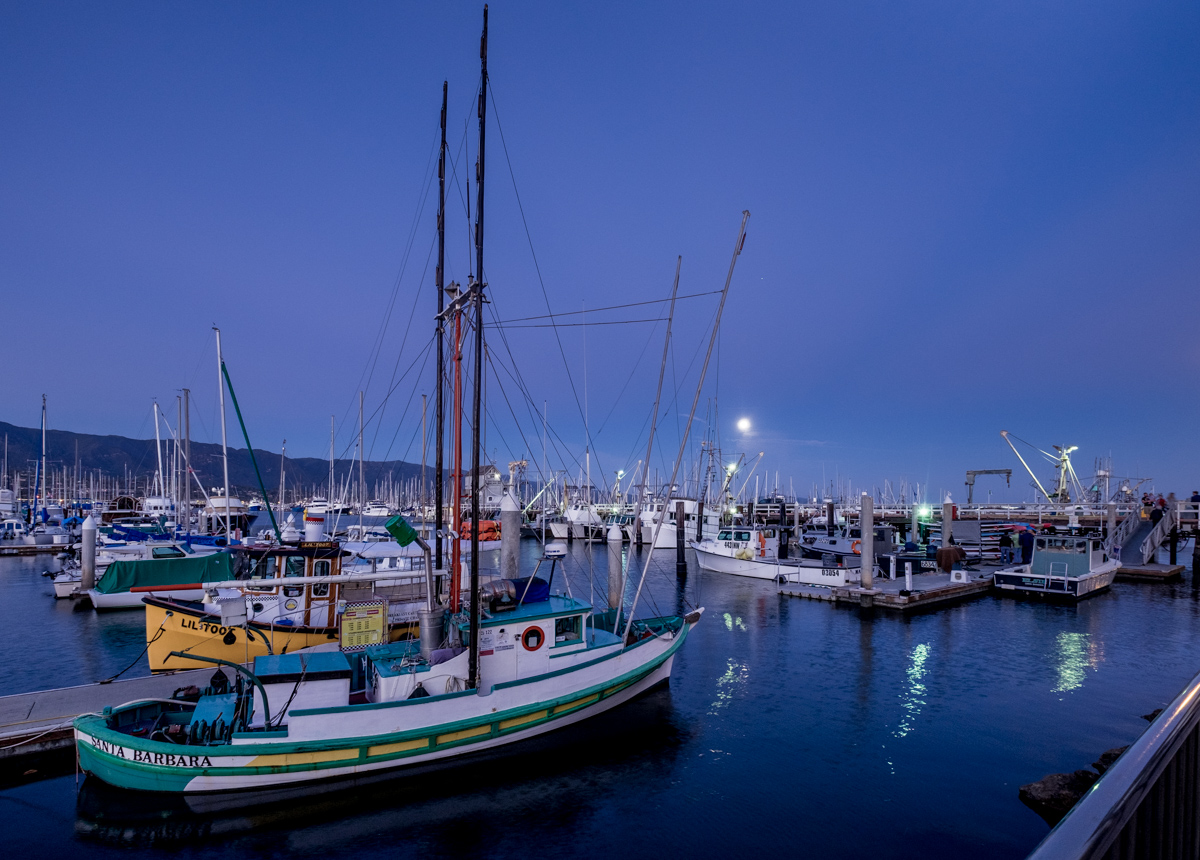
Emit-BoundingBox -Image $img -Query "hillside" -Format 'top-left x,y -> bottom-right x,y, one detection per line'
0,421 -> 423,499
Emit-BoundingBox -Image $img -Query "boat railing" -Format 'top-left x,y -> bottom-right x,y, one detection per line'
1026,665 -> 1200,860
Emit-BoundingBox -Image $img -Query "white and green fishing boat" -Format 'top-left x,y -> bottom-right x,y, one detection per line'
73,552 -> 700,793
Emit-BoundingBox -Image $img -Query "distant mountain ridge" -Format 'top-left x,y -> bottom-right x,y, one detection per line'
0,421 -> 423,499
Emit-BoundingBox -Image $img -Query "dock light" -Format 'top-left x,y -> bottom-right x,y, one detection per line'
727,463 -> 737,473
919,505 -> 931,517
729,506 -> 738,515
737,418 -> 751,432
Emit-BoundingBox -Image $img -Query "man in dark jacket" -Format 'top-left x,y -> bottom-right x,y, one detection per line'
1018,529 -> 1035,565
999,531 -> 1014,566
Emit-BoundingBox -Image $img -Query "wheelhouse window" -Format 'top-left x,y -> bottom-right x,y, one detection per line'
734,531 -> 751,542
284,555 -> 306,597
151,546 -> 186,559
312,559 -> 331,597
246,555 -> 277,590
555,615 -> 582,644
718,530 -> 732,541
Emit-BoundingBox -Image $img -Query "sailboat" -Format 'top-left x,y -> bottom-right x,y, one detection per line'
75,10 -> 708,795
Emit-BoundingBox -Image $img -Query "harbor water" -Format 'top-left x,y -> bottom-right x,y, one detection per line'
1,539 -> 1197,858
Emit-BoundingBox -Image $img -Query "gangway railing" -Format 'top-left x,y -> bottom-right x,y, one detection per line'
1137,505 -> 1178,566
1107,508 -> 1144,559
1026,665 -> 1200,859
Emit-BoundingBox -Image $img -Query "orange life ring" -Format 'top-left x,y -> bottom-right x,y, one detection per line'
852,540 -> 862,554
521,626 -> 545,651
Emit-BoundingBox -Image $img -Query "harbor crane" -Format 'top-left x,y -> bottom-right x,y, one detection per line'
964,469 -> 1012,504
1000,430 -> 1086,504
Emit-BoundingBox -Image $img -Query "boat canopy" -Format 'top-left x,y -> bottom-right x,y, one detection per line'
95,553 -> 235,595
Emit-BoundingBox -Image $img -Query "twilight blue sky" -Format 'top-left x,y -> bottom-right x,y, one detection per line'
2,1 -> 1198,502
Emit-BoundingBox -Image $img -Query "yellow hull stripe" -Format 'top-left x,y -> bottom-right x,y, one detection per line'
553,693 -> 600,714
437,724 -> 491,745
248,748 -> 358,767
367,738 -> 429,757
499,709 -> 546,730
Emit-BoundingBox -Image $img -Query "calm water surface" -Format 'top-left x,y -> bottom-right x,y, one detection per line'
1,541 -> 1198,859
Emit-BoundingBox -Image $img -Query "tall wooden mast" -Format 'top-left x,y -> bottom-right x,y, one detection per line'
435,81 -> 447,573
468,4 -> 488,691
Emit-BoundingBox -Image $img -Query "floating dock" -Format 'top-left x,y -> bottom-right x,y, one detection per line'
780,570 -> 993,612
1116,562 -> 1186,580
0,544 -> 68,556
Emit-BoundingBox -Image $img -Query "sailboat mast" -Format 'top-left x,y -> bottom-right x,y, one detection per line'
214,327 -> 232,539
39,394 -> 46,519
153,401 -> 164,497
435,80 -> 447,572
468,4 -> 488,691
329,416 -> 335,504
183,388 -> 190,532
629,257 -> 680,561
358,391 -> 364,529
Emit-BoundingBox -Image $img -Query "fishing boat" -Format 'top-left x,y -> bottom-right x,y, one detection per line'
140,541 -> 422,671
74,543 -> 699,793
692,524 -> 799,580
992,531 -> 1118,600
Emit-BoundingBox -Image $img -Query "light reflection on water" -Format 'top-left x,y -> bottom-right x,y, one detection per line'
894,642 -> 931,739
1053,631 -> 1105,695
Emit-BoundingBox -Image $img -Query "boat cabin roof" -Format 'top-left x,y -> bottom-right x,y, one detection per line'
239,541 -> 345,560
456,594 -> 592,632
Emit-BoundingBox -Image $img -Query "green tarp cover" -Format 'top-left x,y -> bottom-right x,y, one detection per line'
95,552 -> 234,594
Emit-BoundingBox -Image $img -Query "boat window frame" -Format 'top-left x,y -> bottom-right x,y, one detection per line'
554,614 -> 583,645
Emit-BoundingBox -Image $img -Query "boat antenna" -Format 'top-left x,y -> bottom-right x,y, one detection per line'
468,4 -> 488,691
435,80 -> 448,574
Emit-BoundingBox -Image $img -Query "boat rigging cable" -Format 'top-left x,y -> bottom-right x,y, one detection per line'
494,290 -> 721,324
623,212 -> 750,641
488,83 -> 612,493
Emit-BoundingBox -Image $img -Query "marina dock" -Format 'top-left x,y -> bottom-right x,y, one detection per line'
0,668 -> 212,765
780,569 -> 993,611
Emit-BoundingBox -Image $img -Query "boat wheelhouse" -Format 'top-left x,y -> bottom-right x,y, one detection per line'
143,541 -> 430,672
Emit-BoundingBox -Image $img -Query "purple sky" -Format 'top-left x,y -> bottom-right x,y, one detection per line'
3,2 -> 1198,502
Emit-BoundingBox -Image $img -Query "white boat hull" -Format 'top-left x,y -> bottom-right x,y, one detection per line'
87,587 -> 206,610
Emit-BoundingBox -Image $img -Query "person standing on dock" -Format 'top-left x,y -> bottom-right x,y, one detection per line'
999,530 -> 1015,566
1018,528 -> 1034,565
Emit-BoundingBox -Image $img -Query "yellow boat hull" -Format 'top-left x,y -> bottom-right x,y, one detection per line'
144,598 -> 345,672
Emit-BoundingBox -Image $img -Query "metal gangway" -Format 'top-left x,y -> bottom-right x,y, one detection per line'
1107,502 -> 1197,568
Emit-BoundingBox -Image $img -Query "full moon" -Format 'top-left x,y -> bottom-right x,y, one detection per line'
737,418 -> 751,432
